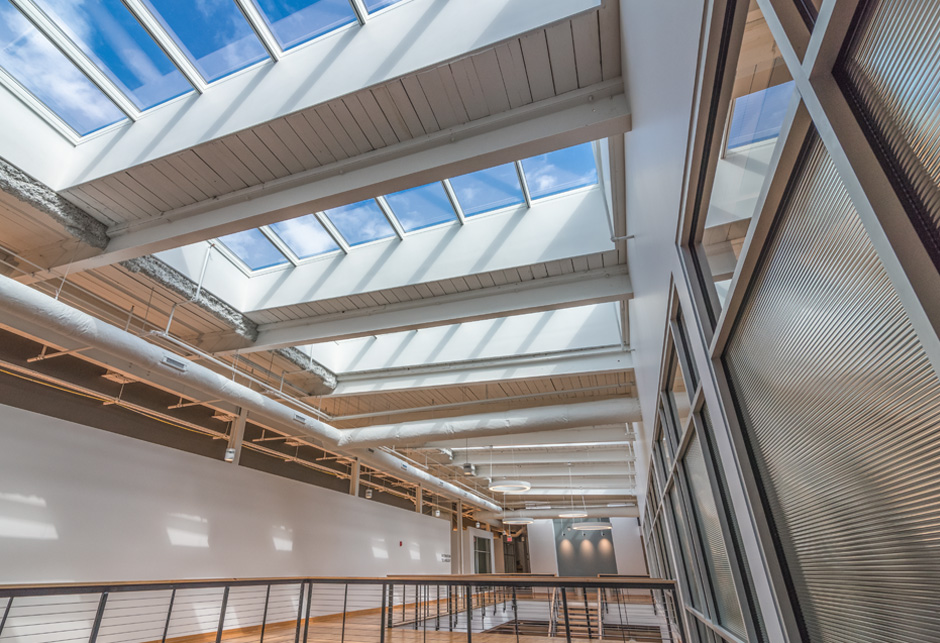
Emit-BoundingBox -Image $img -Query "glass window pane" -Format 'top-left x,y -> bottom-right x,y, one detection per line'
33,0 -> 192,110
363,0 -> 404,13
269,215 -> 340,259
218,229 -> 289,270
520,142 -> 598,199
727,82 -> 795,149
669,355 -> 691,431
697,4 -> 793,318
385,183 -> 457,232
0,2 -> 125,135
142,0 -> 268,82
252,0 -> 357,51
324,199 -> 396,246
449,164 -> 525,216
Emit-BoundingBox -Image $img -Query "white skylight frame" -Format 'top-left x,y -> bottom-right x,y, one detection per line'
211,141 -> 604,277
0,0 -> 408,142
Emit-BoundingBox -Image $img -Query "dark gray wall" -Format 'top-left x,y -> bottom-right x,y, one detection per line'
553,519 -> 618,577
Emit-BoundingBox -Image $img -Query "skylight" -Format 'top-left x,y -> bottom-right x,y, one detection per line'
324,200 -> 396,246
218,229 -> 290,271
142,0 -> 269,82
32,0 -> 192,110
362,0 -> 405,12
449,163 -> 526,216
269,215 -> 340,259
0,1 -> 125,135
385,183 -> 458,232
253,0 -> 358,51
521,142 -> 598,200
207,142 -> 601,273
727,81 -> 795,149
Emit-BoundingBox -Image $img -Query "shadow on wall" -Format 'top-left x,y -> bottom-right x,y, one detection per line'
553,518 -> 617,577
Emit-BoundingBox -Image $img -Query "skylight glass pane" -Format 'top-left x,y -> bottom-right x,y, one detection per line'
521,143 -> 598,199
727,81 -> 795,149
449,164 -> 525,217
33,0 -> 192,110
0,1 -> 125,135
253,0 -> 357,50
218,229 -> 289,271
363,0 -> 404,12
385,183 -> 457,232
324,200 -> 396,246
142,0 -> 268,82
270,215 -> 340,259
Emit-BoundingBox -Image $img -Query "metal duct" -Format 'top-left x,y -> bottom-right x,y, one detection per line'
476,507 -> 639,520
338,398 -> 642,447
0,274 -> 499,512
481,464 -> 636,478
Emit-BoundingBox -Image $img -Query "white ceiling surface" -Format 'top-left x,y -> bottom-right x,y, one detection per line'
0,0 -> 653,514
302,303 -> 623,374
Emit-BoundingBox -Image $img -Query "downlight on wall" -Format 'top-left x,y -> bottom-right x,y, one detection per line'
488,479 -> 531,493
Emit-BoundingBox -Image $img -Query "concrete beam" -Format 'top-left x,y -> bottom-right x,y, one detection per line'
206,266 -> 632,354
66,87 -> 629,271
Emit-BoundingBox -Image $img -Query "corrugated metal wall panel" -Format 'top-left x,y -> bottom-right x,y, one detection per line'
725,135 -> 940,643
837,0 -> 940,266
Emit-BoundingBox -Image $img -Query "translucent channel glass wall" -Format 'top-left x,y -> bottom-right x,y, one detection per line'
724,134 -> 940,643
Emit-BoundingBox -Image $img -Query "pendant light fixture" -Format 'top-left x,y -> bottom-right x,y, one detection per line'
559,463 -> 588,518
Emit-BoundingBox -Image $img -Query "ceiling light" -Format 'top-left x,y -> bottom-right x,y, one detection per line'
488,479 -> 531,493
365,488 -> 373,499
559,511 -> 588,519
607,502 -> 635,508
572,522 -> 613,531
435,509 -> 441,517
462,463 -> 476,476
502,517 -> 535,525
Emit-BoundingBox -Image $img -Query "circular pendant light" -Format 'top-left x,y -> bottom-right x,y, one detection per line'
501,516 -> 535,525
488,479 -> 531,493
572,522 -> 613,531
558,510 -> 588,519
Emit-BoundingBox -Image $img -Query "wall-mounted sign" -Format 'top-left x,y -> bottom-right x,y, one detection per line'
440,553 -> 452,563
506,535 -> 513,543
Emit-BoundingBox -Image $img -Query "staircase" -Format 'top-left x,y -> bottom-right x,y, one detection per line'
551,589 -> 604,639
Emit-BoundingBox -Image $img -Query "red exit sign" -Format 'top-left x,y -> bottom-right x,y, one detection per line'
506,535 -> 513,542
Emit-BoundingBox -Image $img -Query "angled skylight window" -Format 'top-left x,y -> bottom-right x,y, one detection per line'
269,215 -> 340,259
324,200 -> 396,246
385,183 -> 457,232
521,143 -> 598,200
142,0 -> 268,82
252,0 -> 358,51
218,229 -> 289,271
727,81 -> 795,149
0,1 -> 125,135
363,0 -> 405,12
449,164 -> 525,217
32,0 -> 192,110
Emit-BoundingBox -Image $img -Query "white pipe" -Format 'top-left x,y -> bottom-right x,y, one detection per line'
476,463 -> 637,477
0,275 -> 499,512
476,507 -> 639,520
338,398 -> 642,447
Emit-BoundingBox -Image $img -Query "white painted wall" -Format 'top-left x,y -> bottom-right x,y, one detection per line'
0,403 -> 450,583
527,520 -> 559,575
610,517 -> 648,576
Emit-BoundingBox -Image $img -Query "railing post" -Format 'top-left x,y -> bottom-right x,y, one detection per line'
380,583 -> 388,643
260,585 -> 271,643
560,588 -> 572,643
294,583 -> 305,643
465,585 -> 472,643
0,597 -> 13,638
436,585 -> 440,631
583,590 -> 592,640
215,586 -> 230,643
161,589 -> 175,643
303,581 -> 312,643
88,592 -> 108,643
414,584 -> 419,630
511,587 -> 519,643
449,586 -> 454,631
341,584 -> 348,643
387,584 -> 394,628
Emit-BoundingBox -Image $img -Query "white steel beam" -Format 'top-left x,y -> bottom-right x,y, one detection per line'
445,449 -> 633,466
63,86 -> 628,272
439,425 -> 634,450
481,463 -> 636,478
331,346 -> 633,395
233,0 -> 283,62
210,266 -> 632,354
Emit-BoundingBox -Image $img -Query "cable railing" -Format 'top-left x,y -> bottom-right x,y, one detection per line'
0,575 -> 684,643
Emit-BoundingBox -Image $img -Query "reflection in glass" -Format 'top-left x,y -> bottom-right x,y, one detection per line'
252,0 -> 357,51
0,2 -> 125,135
362,0 -> 403,13
33,0 -> 192,109
324,199 -> 396,245
450,164 -> 525,216
218,229 -> 290,270
270,215 -> 340,259
521,143 -> 598,199
669,356 -> 691,431
385,183 -> 457,232
143,0 -> 268,82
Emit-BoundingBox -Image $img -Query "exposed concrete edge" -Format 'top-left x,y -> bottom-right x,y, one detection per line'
0,157 -> 108,249
275,345 -> 338,393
